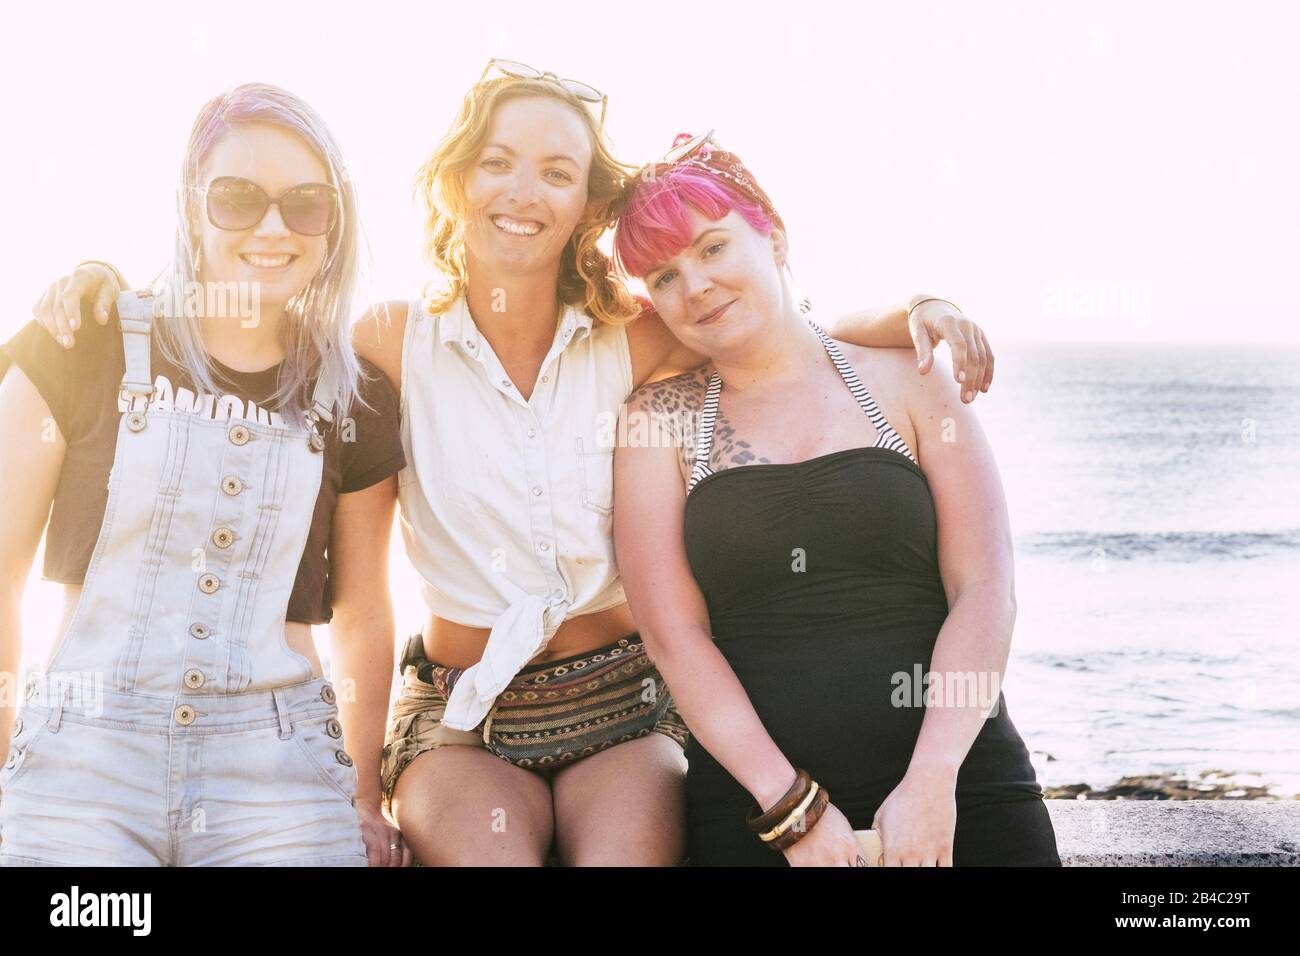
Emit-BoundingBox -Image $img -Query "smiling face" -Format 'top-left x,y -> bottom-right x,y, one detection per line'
195,122 -> 332,312
643,207 -> 789,356
461,95 -> 595,279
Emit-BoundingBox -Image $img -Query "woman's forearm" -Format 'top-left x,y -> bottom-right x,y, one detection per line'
825,294 -> 942,349
906,582 -> 1016,779
647,625 -> 798,811
328,606 -> 396,809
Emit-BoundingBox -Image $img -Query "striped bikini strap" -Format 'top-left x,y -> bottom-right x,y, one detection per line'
808,320 -> 918,463
687,370 -> 723,493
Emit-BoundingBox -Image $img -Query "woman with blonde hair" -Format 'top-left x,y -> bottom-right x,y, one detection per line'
1,83 -> 408,865
30,61 -> 994,865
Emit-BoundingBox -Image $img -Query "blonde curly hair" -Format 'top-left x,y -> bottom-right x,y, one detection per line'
414,76 -> 644,327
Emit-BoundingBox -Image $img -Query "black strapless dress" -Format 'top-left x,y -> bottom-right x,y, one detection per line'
679,324 -> 1061,866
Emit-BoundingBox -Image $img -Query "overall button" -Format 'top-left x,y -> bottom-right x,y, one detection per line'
4,750 -> 18,769
174,705 -> 197,726
189,622 -> 211,640
538,541 -> 550,552
325,718 -> 343,739
308,431 -> 325,453
211,527 -> 235,549
11,718 -> 21,737
335,750 -> 354,767
198,574 -> 221,594
221,476 -> 244,496
126,411 -> 147,432
320,685 -> 336,705
229,424 -> 251,446
183,669 -> 205,689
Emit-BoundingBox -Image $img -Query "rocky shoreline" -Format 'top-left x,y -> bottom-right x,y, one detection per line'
1043,769 -> 1298,800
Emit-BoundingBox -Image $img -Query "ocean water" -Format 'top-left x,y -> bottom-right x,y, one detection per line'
981,344 -> 1300,796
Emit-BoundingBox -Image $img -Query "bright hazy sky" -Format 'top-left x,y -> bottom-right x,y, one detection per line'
3,0 -> 1297,346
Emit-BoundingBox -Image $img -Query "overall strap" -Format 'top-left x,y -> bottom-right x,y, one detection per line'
808,320 -> 918,464
687,370 -> 723,493
116,291 -> 155,433
304,351 -> 342,453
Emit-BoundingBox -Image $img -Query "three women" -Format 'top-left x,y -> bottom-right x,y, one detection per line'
9,66 -> 1000,865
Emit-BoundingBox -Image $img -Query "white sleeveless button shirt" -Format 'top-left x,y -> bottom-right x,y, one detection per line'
397,292 -> 633,730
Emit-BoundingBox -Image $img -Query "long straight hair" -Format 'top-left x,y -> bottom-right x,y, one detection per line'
153,82 -> 368,426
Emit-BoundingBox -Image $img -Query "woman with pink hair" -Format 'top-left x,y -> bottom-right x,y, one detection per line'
611,134 -> 1059,866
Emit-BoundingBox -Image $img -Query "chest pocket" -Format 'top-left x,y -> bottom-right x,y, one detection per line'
576,435 -> 613,515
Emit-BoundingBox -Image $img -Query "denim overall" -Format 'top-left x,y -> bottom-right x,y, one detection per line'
0,291 -> 367,866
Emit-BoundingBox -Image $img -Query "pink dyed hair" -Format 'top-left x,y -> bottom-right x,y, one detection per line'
612,165 -> 776,279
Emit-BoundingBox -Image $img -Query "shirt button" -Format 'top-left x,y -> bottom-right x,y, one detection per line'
212,527 -> 235,549
189,622 -> 211,640
541,375 -> 549,384
229,424 -> 251,446
4,750 -> 19,769
222,476 -> 243,496
500,378 -> 511,388
538,541 -> 550,552
465,340 -> 476,350
174,705 -> 197,726
183,669 -> 205,689
532,486 -> 542,496
198,574 -> 221,594
11,718 -> 21,737
526,428 -> 536,438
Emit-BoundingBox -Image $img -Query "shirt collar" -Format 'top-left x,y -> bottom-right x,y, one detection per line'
440,292 -> 594,356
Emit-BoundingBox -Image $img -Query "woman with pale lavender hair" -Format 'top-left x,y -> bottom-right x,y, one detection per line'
0,83 -> 409,866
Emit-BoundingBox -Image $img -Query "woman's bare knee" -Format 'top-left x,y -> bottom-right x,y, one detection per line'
553,735 -> 687,866
392,746 -> 554,866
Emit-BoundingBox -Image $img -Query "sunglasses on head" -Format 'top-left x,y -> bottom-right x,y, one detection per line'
478,58 -> 608,127
662,129 -> 717,163
632,129 -> 720,184
196,176 -> 339,236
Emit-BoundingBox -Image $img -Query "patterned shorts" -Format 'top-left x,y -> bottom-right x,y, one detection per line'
380,633 -> 690,818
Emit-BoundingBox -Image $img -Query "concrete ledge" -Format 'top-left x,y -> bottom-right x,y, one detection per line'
1045,799 -> 1300,866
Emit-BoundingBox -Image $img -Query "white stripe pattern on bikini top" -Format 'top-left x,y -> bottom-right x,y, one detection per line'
687,319 -> 918,494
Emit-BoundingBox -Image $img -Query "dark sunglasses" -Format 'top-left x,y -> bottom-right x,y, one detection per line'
478,58 -> 607,127
197,176 -> 339,236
